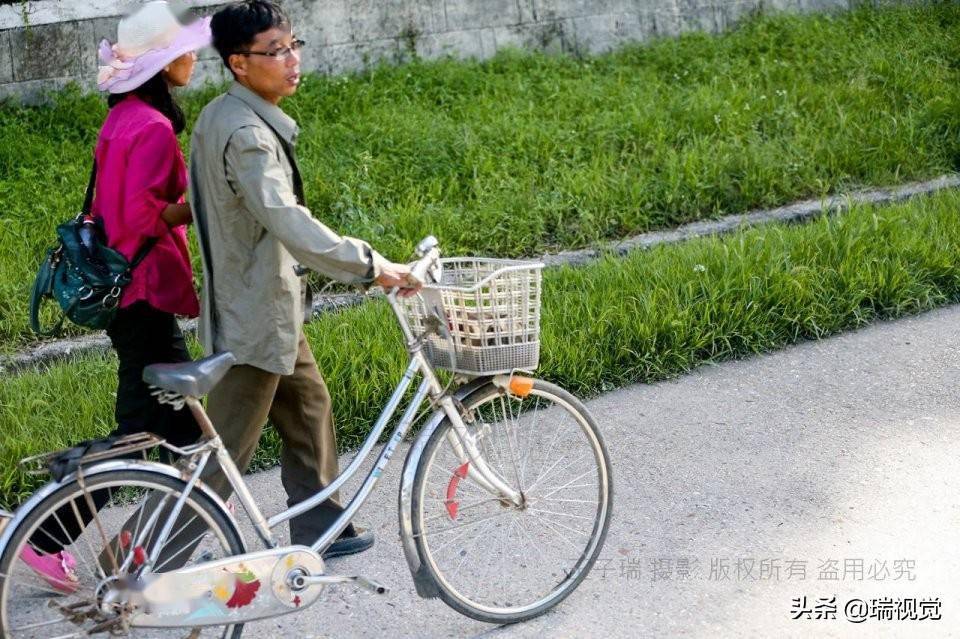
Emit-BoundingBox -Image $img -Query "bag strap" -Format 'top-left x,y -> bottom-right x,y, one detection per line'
252,116 -> 307,206
129,236 -> 159,270
283,139 -> 306,207
86,158 -> 161,272
29,249 -> 66,336
81,161 -> 97,215
249,114 -> 315,319
29,161 -> 94,336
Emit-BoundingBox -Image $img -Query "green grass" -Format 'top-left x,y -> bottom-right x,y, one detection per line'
2,189 -> 960,509
2,3 -> 960,347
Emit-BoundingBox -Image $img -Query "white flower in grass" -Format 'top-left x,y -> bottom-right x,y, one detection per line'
693,264 -> 706,273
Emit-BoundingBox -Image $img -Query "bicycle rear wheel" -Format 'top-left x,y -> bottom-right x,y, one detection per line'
411,379 -> 612,624
0,467 -> 245,638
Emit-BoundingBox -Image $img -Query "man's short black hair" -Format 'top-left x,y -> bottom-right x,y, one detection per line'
211,1 -> 291,76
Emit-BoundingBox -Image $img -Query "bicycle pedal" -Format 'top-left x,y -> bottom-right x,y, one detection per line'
354,576 -> 389,595
293,573 -> 389,595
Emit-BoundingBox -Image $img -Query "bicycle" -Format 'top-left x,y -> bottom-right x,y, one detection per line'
0,236 -> 613,637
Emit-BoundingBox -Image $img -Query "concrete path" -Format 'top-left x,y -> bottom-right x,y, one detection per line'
233,305 -> 960,638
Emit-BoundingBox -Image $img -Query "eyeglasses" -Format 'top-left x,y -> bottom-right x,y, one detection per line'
235,39 -> 305,61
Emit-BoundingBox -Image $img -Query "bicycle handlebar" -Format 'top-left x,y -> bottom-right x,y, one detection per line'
406,235 -> 441,287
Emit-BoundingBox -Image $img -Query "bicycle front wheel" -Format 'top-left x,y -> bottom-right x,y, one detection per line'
0,467 -> 245,638
411,379 -> 612,624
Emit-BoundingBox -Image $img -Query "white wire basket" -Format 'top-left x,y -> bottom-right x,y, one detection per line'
401,257 -> 544,375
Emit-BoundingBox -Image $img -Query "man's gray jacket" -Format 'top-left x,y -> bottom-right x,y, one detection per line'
189,82 -> 386,375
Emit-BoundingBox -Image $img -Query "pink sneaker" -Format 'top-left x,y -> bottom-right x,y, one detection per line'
19,547 -> 80,594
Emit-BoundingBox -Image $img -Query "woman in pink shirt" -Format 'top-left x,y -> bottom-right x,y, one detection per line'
22,2 -> 211,592
97,55 -> 202,446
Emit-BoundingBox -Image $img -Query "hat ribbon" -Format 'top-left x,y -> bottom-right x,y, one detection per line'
97,40 -> 138,87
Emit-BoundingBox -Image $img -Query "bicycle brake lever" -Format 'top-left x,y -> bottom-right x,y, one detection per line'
415,235 -> 439,257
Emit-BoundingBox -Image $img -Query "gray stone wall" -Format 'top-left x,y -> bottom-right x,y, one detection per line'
0,0 -> 857,103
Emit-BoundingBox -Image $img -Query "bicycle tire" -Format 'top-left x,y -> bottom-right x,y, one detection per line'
0,467 -> 246,638
411,379 -> 613,624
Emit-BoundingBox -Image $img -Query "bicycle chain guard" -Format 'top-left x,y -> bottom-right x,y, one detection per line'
123,547 -> 326,628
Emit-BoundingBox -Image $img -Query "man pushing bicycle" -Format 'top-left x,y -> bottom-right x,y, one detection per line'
188,0 -> 420,556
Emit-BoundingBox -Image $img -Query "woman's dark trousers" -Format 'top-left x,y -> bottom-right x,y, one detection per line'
29,302 -> 201,553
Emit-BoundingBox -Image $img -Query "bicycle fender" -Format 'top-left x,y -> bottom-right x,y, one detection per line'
0,459 -> 244,559
397,377 -> 493,599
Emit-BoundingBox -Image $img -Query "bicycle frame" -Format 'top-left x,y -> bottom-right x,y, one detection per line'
154,289 -> 522,569
2,240 -> 611,635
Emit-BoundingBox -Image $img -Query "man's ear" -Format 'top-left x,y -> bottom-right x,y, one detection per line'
228,53 -> 247,79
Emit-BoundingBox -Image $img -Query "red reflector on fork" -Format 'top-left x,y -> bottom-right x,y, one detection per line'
445,462 -> 470,520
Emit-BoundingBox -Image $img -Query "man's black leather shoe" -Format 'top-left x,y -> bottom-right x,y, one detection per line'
322,527 -> 374,559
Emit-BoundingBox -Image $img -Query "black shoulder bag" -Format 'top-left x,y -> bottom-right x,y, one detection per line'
29,162 -> 160,335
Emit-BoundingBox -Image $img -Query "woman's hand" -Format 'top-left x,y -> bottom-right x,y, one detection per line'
161,202 -> 192,227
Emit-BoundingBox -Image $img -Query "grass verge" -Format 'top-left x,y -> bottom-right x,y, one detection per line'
2,3 -> 960,346
1,189 -> 959,508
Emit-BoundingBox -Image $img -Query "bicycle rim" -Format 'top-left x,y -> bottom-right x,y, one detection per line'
412,380 -> 612,623
0,468 -> 245,638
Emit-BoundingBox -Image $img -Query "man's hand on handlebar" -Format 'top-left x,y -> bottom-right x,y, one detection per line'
376,262 -> 422,298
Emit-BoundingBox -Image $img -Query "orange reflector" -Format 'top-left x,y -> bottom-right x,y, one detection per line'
509,376 -> 534,398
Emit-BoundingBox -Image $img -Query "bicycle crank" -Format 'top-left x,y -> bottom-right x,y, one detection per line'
115,546 -> 336,628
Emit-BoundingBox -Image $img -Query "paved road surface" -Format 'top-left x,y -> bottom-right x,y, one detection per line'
230,306 -> 960,638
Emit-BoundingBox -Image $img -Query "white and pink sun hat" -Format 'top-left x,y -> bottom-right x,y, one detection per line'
97,1 -> 212,93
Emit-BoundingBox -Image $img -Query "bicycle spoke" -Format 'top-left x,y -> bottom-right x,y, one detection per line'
524,453 -> 568,495
431,464 -> 491,497
534,496 -> 599,505
414,381 -> 610,620
118,492 -> 151,572
530,402 -> 569,496
10,617 -> 74,631
17,522 -> 95,594
448,517 -> 500,579
526,449 -> 593,495
2,565 -> 76,600
509,516 -> 552,571
484,514 -> 517,593
2,471 -> 241,639
121,492 -> 174,574
532,466 -> 599,502
421,507 -> 517,539
527,507 -> 595,522
534,515 -> 588,552
422,497 -> 503,525
499,395 -> 526,493
68,498 -> 108,582
481,400 -> 510,480
73,478 -> 118,578
534,513 -> 593,539
151,514 -> 205,573
517,396 -> 545,492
